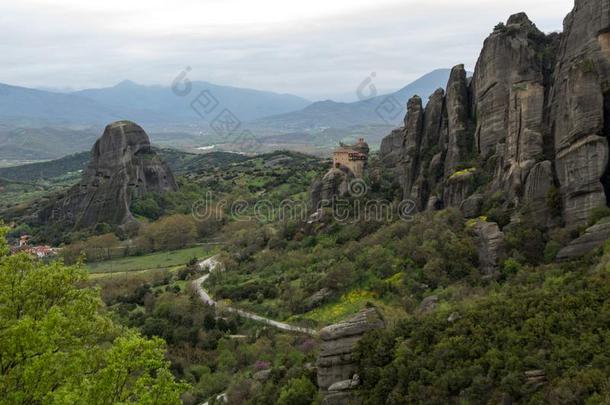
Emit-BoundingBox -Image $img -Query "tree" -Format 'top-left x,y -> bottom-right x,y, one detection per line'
0,225 -> 8,257
277,376 -> 318,405
62,233 -> 120,264
0,227 -> 188,403
138,215 -> 197,251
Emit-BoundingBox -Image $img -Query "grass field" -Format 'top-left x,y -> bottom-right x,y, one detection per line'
87,245 -> 213,274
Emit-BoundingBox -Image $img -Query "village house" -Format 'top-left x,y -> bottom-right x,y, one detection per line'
10,234 -> 59,259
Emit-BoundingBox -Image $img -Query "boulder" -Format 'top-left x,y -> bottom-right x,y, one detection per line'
253,369 -> 272,382
416,295 -> 438,315
316,307 -> 385,404
328,375 -> 360,392
303,288 -> 333,311
556,218 -> 610,260
39,121 -> 177,229
460,193 -> 484,218
447,312 -> 461,323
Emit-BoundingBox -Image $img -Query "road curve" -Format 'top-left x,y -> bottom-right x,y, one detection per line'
193,256 -> 318,337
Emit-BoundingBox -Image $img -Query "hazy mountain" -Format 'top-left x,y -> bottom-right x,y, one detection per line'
74,80 -> 311,122
0,83 -> 125,126
0,80 -> 311,127
0,70 -> 456,161
250,69 -> 456,131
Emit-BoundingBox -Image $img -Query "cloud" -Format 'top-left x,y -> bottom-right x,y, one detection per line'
1,0 -> 574,100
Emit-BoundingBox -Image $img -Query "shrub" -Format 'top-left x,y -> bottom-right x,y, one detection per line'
544,240 -> 562,262
138,214 -> 197,251
277,376 -> 318,405
588,205 -> 610,226
501,257 -> 523,277
504,223 -> 546,265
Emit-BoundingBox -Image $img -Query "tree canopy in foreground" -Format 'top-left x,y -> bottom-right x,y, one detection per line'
0,225 -> 188,404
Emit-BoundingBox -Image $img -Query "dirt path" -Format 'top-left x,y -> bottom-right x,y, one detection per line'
193,256 -> 318,336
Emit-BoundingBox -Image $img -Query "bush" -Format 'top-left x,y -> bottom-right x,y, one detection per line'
138,214 -> 197,251
501,257 -> 523,277
544,240 -> 562,262
505,223 -> 546,265
355,260 -> 610,404
277,376 -> 317,405
588,205 -> 610,226
132,195 -> 163,219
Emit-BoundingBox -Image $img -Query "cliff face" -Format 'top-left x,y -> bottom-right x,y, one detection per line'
379,0 -> 610,229
550,0 -> 610,227
40,121 -> 177,229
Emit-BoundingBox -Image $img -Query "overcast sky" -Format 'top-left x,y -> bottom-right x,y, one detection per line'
2,0 -> 574,101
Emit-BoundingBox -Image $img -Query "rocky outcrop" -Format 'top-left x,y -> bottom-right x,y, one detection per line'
379,128 -> 404,169
400,96 -> 425,204
443,169 -> 476,208
375,1 -> 610,230
556,218 -> 610,260
444,65 -> 473,177
550,0 -> 610,228
303,288 -> 333,311
39,121 -> 177,229
472,220 -> 506,277
416,295 -> 439,315
472,13 -> 548,158
310,167 -> 355,209
460,193 -> 484,218
316,307 -> 385,405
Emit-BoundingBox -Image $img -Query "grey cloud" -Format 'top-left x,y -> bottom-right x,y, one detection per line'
1,0 -> 573,100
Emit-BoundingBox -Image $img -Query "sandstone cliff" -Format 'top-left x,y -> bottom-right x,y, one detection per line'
377,0 -> 610,231
39,121 -> 177,229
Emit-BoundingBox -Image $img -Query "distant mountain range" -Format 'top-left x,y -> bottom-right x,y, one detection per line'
0,69 -> 456,161
73,80 -> 311,122
0,80 -> 311,126
250,69 -> 456,132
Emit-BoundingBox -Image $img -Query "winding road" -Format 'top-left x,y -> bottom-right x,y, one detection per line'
193,256 -> 318,336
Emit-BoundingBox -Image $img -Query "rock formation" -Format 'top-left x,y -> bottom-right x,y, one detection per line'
550,0 -> 610,228
310,167 -> 355,210
39,121 -> 177,229
444,65 -> 473,177
557,218 -> 610,260
376,0 -> 610,232
311,138 -> 371,209
316,307 -> 385,405
472,220 -> 506,277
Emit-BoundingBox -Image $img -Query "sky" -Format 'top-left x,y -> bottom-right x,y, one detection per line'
1,0 -> 574,101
